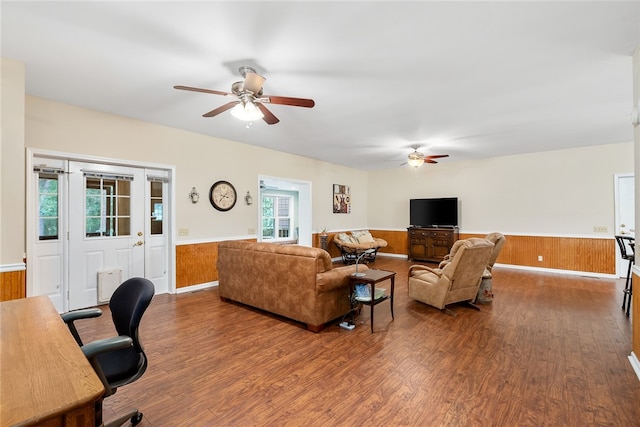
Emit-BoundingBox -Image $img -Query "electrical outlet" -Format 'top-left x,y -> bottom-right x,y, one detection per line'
178,228 -> 189,236
538,255 -> 543,262
593,226 -> 608,233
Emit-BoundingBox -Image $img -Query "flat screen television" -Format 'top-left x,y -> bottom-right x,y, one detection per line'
410,197 -> 458,228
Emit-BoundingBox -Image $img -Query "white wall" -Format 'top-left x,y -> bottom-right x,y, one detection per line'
368,142 -> 634,236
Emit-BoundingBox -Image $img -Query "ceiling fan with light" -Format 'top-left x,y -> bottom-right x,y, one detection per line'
174,66 -> 315,125
406,144 -> 449,168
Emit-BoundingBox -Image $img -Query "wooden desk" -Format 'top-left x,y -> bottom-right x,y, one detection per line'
0,296 -> 104,426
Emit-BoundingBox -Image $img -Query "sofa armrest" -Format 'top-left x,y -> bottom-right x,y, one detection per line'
316,264 -> 369,293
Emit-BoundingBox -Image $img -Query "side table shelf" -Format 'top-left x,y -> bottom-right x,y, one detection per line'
347,269 -> 396,333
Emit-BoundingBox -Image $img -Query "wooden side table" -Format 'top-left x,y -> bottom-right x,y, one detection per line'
348,269 -> 396,332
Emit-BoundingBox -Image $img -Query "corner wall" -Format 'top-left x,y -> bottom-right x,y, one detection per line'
0,58 -> 27,299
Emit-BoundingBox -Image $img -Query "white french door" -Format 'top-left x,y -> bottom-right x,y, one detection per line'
28,152 -> 172,313
67,162 -> 146,310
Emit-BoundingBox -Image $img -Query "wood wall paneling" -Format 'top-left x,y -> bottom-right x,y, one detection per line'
0,269 -> 26,302
461,233 -> 615,275
176,239 -> 257,288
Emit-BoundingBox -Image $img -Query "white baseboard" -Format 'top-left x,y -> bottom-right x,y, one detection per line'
492,263 -> 618,279
176,281 -> 218,294
629,352 -> 640,382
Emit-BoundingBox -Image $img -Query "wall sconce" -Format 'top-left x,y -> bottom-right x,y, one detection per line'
245,191 -> 253,205
188,187 -> 200,204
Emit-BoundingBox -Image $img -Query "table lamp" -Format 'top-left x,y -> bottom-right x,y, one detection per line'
352,248 -> 375,277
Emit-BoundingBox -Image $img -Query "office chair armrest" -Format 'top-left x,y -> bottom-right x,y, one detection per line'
61,307 -> 103,323
82,335 -> 133,360
61,308 -> 103,346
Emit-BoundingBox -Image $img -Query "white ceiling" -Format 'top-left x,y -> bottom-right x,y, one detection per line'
2,1 -> 639,170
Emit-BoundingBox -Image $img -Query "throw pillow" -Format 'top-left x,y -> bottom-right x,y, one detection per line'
351,229 -> 369,239
356,231 -> 375,244
337,233 -> 358,244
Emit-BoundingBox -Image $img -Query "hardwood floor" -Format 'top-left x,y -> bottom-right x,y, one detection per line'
76,257 -> 640,426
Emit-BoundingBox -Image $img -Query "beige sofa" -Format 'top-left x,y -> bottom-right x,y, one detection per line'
217,240 -> 367,332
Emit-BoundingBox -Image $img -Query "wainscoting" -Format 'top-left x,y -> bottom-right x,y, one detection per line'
1,231 -> 618,300
461,233 -> 615,275
176,239 -> 256,289
0,267 -> 26,301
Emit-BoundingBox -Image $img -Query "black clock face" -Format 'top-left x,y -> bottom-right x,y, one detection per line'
209,181 -> 237,211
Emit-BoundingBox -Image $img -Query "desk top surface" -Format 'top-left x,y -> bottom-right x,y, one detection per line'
0,296 -> 104,426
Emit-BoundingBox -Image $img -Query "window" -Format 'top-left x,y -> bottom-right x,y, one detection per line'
38,173 -> 59,240
150,181 -> 164,235
85,175 -> 132,237
262,195 -> 293,241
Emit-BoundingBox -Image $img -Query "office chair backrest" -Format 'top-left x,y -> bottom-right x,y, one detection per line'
110,277 -> 155,354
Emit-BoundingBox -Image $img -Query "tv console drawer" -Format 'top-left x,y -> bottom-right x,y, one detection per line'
407,227 -> 459,262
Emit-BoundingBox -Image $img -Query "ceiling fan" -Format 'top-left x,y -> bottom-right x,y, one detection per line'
406,145 -> 449,168
174,66 -> 315,125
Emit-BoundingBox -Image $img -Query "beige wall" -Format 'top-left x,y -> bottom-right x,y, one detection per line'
24,95 -> 369,242
1,58 -> 26,265
368,142 -> 634,235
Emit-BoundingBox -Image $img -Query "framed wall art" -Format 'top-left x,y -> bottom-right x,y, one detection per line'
333,184 -> 351,214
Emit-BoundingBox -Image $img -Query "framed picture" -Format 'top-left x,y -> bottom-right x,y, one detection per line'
333,184 -> 351,214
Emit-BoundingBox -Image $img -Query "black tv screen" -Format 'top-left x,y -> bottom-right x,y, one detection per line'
410,197 -> 458,227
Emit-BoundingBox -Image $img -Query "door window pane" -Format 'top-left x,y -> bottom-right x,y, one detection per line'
150,182 -> 164,235
38,174 -> 59,240
85,176 -> 131,237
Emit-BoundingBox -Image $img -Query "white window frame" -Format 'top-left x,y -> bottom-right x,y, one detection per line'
261,193 -> 294,242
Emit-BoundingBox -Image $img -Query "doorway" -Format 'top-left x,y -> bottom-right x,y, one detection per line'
614,174 -> 635,277
27,150 -> 174,312
258,175 -> 312,246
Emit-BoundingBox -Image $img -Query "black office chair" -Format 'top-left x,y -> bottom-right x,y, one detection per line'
62,277 -> 155,427
614,235 -> 634,317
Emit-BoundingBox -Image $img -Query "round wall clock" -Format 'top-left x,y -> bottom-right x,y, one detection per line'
209,180 -> 237,212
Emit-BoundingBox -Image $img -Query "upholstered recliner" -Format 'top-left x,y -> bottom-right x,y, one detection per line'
476,232 -> 506,303
408,237 -> 494,314
333,230 -> 388,264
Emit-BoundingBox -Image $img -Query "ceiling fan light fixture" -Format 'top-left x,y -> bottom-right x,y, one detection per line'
230,101 -> 264,122
407,151 -> 425,168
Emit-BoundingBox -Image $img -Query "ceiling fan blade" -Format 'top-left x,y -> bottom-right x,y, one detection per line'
203,101 -> 239,117
256,103 -> 280,125
425,154 -> 449,160
425,159 -> 438,164
174,85 -> 232,96
263,95 -> 315,108
243,72 -> 266,94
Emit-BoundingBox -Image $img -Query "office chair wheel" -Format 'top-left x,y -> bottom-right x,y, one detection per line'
131,413 -> 143,426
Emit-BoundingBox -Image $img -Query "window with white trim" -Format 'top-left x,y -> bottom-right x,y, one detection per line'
262,194 -> 293,241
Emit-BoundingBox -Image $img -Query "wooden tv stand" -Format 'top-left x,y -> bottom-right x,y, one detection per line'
407,226 -> 459,263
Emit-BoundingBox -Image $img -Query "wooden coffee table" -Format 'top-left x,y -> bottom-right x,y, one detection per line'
348,269 -> 396,332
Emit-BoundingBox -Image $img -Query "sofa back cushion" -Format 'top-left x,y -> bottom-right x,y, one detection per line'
217,240 -> 333,273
